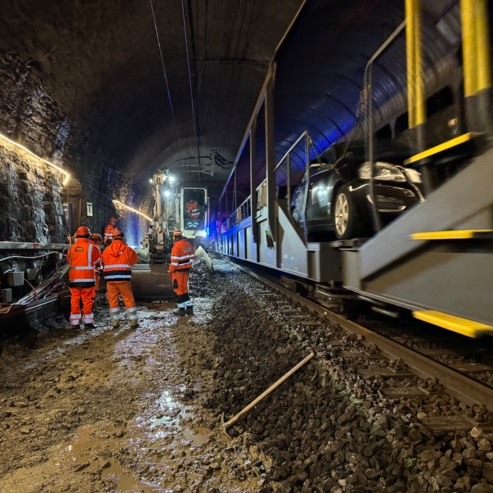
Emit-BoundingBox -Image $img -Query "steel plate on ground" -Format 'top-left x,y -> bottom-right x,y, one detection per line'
131,264 -> 176,302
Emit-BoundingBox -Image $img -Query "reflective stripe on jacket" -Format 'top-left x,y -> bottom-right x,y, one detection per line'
102,239 -> 139,282
89,241 -> 103,267
104,224 -> 116,244
66,238 -> 102,288
169,238 -> 195,272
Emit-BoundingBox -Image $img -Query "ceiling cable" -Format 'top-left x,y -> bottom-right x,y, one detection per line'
181,0 -> 202,184
149,0 -> 182,158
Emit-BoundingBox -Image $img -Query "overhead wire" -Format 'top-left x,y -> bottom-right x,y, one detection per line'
181,0 -> 202,184
149,0 -> 183,164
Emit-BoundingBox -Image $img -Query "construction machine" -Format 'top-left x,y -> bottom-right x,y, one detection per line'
132,168 -> 211,301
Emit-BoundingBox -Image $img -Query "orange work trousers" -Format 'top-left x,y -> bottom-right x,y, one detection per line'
171,271 -> 192,308
69,286 -> 95,326
106,281 -> 137,323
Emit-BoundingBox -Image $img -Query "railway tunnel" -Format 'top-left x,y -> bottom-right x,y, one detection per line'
1,1 -> 493,492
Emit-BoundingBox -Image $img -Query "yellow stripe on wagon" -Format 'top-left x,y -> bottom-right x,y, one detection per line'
403,133 -> 479,165
413,310 -> 493,338
411,229 -> 493,240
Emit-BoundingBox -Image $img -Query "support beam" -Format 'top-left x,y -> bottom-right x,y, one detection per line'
250,121 -> 258,243
265,72 -> 276,243
461,0 -> 492,132
405,0 -> 430,192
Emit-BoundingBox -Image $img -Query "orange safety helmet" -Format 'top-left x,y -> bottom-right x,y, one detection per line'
113,228 -> 124,239
90,233 -> 103,243
109,216 -> 117,225
172,229 -> 183,239
76,226 -> 91,238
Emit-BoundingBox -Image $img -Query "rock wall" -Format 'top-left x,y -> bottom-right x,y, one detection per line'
0,50 -> 152,243
0,140 -> 65,243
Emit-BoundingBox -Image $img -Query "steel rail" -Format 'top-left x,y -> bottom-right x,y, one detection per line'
234,262 -> 493,412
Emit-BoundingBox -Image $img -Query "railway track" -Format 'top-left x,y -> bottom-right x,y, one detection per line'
231,259 -> 493,434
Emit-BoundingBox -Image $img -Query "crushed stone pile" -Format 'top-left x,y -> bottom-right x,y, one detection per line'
175,260 -> 493,493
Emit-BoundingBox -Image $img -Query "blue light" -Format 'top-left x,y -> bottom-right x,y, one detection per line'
206,227 -> 209,236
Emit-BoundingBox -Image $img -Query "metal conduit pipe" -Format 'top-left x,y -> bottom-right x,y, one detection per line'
0,251 -> 63,264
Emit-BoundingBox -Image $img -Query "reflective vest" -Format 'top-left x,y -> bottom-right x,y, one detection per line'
102,240 -> 139,282
104,224 -> 116,244
170,238 -> 195,272
67,238 -> 102,288
89,241 -> 103,267
186,201 -> 200,219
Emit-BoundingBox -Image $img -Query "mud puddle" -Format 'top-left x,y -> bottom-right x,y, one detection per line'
0,290 -> 261,493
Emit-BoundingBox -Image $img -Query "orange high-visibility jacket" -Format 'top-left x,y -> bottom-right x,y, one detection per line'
66,238 -> 102,287
186,200 -> 200,219
102,239 -> 139,282
104,224 -> 116,244
89,241 -> 103,267
169,238 -> 195,272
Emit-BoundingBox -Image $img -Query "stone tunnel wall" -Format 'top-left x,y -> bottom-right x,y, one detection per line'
0,140 -> 66,243
0,50 -> 152,244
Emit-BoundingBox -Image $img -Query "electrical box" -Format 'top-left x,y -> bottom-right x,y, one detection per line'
7,272 -> 24,287
26,268 -> 39,281
1,289 -> 12,303
87,202 -> 93,217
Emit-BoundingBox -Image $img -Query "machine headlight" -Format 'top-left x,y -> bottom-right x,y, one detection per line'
358,162 -> 406,182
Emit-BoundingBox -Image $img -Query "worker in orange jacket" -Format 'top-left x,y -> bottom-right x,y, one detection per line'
102,228 -> 139,329
89,233 -> 103,300
168,229 -> 195,316
104,216 -> 117,245
66,226 -> 102,330
186,200 -> 200,219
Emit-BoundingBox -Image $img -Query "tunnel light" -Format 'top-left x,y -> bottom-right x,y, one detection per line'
112,200 -> 152,222
164,190 -> 171,197
149,178 -> 153,184
168,175 -> 175,183
0,132 -> 71,186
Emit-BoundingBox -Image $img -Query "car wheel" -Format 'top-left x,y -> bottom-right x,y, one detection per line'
333,185 -> 362,240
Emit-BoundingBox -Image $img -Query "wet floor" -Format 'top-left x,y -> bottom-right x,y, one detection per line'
0,294 -> 259,493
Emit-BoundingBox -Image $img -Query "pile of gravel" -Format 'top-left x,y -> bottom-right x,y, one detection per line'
179,261 -> 493,493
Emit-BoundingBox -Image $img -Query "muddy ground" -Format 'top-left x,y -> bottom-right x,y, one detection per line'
0,259 -> 492,493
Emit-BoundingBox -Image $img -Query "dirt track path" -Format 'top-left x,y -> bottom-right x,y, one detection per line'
0,284 -> 258,493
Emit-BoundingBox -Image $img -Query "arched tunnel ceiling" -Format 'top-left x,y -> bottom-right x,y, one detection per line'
0,0 -> 304,200
1,0 -> 464,207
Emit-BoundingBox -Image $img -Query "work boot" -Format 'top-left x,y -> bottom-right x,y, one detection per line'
112,320 -> 121,329
84,324 -> 95,331
129,320 -> 139,329
174,308 -> 186,317
185,306 -> 194,316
